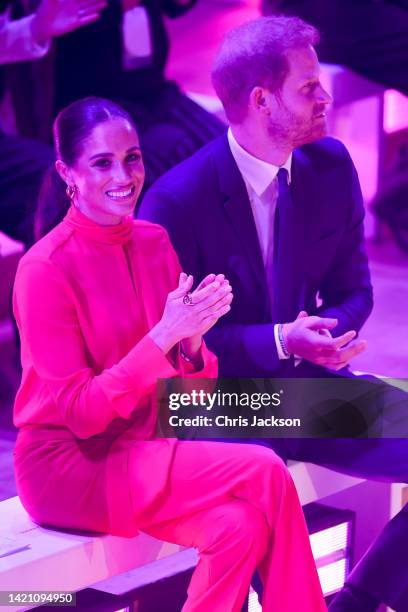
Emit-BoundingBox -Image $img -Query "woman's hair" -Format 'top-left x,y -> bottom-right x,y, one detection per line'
35,97 -> 136,240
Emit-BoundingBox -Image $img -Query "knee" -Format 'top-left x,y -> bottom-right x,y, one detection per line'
206,502 -> 269,563
250,445 -> 292,486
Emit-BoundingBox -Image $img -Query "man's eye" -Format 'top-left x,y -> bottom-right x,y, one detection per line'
303,83 -> 318,93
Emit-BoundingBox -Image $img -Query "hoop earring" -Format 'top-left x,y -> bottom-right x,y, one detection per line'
66,184 -> 76,200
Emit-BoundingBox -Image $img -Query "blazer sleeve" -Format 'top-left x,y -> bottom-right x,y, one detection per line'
13,246 -> 216,439
316,145 -> 374,337
0,13 -> 50,64
139,187 -> 281,377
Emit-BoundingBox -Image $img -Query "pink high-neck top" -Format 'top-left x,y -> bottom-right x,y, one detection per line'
13,205 -> 217,439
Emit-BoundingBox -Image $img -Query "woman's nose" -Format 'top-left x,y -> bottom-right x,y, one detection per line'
112,163 -> 131,183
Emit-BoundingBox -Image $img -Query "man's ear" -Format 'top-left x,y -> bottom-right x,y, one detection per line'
55,159 -> 73,186
249,86 -> 271,115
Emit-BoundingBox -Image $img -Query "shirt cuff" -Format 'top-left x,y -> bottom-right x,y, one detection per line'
25,15 -> 50,58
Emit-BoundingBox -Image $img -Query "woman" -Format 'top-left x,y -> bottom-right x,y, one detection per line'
13,97 -> 326,612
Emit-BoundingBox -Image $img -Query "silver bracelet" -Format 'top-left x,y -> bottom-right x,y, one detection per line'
180,342 -> 203,366
278,324 -> 290,358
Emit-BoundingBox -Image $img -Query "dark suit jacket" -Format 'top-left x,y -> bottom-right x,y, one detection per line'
54,0 -> 197,112
138,134 -> 373,377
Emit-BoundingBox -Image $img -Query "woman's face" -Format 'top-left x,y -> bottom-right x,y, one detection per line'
63,117 -> 145,225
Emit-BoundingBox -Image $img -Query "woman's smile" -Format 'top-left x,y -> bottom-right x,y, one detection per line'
105,184 -> 136,201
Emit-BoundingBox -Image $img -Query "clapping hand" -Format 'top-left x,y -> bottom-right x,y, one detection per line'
283,311 -> 367,371
31,0 -> 107,43
149,272 -> 233,354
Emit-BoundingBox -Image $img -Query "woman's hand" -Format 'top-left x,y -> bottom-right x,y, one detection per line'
181,273 -> 230,360
149,272 -> 233,354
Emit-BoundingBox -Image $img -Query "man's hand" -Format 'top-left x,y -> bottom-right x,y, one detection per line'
31,0 -> 107,44
283,311 -> 367,371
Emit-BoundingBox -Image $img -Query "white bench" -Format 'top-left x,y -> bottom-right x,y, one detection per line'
0,496 -> 183,611
0,463 -> 365,610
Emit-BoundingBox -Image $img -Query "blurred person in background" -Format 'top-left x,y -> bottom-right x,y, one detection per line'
0,0 -> 106,247
264,0 -> 408,95
266,2 -> 408,257
32,0 -> 225,236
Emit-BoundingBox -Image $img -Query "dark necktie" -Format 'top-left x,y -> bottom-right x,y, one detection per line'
272,167 -> 293,323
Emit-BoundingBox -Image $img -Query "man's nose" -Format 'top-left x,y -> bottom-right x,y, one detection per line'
317,84 -> 333,106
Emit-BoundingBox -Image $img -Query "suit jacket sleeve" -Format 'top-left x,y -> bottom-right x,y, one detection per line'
139,187 -> 281,377
316,145 -> 373,336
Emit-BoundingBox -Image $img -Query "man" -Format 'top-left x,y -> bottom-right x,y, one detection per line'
138,17 -> 408,611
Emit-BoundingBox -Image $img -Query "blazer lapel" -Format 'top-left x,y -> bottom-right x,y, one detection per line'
285,147 -> 318,319
214,136 -> 269,299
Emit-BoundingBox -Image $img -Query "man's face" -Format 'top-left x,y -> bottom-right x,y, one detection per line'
266,45 -> 332,148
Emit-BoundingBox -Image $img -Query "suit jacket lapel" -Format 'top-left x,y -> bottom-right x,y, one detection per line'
285,147 -> 318,319
214,136 -> 269,300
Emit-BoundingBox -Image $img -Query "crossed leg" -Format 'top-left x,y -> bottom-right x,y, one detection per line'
134,441 -> 326,612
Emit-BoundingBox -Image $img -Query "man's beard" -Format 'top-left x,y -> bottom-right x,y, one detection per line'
267,105 -> 328,149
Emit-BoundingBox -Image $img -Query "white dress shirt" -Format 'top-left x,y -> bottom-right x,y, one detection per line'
122,7 -> 152,70
227,128 -> 292,360
0,10 -> 50,65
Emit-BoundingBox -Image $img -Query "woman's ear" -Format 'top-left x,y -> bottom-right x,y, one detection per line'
55,159 -> 72,186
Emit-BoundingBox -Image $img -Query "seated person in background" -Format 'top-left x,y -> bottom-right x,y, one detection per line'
264,0 -> 408,96
33,0 -> 226,235
0,0 -> 106,246
13,96 -> 325,612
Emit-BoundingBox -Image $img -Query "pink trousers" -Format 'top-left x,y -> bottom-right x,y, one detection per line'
135,441 -> 326,612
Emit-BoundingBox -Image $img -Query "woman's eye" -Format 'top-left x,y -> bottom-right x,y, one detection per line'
93,159 -> 111,168
126,153 -> 141,163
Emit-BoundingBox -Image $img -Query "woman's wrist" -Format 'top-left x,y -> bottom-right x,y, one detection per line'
148,322 -> 178,354
181,336 -> 202,359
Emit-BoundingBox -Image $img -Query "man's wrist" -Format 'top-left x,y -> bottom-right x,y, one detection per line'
274,323 -> 291,360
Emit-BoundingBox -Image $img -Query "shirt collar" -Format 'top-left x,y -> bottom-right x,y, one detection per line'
227,127 -> 292,198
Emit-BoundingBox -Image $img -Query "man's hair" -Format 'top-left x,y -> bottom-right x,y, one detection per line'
211,16 -> 319,124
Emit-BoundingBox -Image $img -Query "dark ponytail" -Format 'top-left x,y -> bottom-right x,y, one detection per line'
34,167 -> 70,241
35,96 -> 136,240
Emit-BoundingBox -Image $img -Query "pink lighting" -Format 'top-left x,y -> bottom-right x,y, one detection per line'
384,90 -> 408,134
